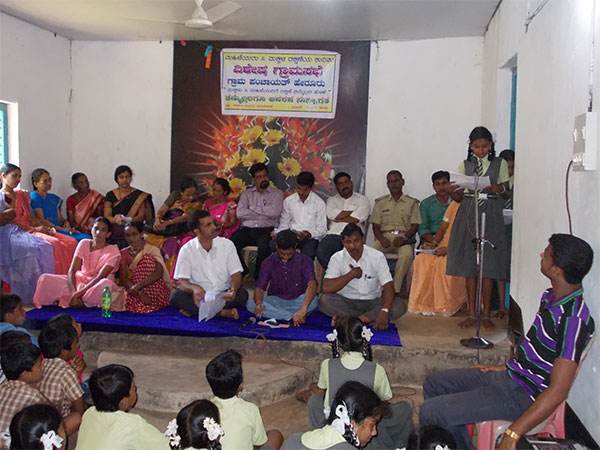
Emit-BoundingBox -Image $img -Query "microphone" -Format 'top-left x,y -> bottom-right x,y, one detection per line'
241,317 -> 257,329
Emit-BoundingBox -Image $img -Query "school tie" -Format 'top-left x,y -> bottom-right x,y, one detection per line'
474,159 -> 485,207
504,195 -> 512,210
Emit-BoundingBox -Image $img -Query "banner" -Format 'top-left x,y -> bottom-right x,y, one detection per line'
220,48 -> 341,119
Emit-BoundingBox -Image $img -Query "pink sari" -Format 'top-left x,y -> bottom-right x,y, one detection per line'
68,190 -> 104,234
205,199 -> 239,238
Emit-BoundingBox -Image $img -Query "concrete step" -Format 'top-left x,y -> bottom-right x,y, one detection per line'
97,350 -> 317,413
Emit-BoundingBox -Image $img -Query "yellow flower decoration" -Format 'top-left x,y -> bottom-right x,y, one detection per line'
242,148 -> 267,167
224,153 -> 240,170
277,157 -> 301,177
240,126 -> 263,146
261,129 -> 285,147
228,177 -> 246,198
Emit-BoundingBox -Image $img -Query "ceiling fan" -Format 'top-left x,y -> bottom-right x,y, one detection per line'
132,0 -> 243,35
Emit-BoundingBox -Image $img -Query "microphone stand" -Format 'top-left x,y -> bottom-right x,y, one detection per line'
461,167 -> 494,358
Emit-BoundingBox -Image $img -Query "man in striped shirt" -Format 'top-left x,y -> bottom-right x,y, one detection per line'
419,233 -> 595,450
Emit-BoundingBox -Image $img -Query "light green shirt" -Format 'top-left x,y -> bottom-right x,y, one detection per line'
301,425 -> 348,449
212,395 -> 268,450
457,157 -> 510,184
75,407 -> 170,450
317,352 -> 392,407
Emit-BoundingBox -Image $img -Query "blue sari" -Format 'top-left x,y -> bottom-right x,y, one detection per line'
30,191 -> 89,242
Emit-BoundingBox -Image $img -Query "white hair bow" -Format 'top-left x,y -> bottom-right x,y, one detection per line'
1,431 -> 11,448
40,430 -> 63,450
361,326 -> 373,342
203,417 -> 224,442
331,402 -> 351,436
435,446 -> 450,450
326,329 -> 338,342
164,419 -> 181,447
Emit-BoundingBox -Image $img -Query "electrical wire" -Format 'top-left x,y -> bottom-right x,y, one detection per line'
565,160 -> 574,235
524,0 -> 551,32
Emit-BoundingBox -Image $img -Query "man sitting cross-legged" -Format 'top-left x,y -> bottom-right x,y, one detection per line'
170,210 -> 248,319
420,233 -> 595,450
319,223 -> 407,331
247,230 -> 318,326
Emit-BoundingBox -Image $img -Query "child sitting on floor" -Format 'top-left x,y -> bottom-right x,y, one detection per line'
307,317 -> 413,449
165,399 -> 224,450
0,343 -> 47,447
284,381 -> 389,450
0,294 -> 39,346
206,350 -> 283,450
37,322 -> 85,435
76,364 -> 170,450
407,425 -> 457,450
6,404 -> 66,450
0,330 -> 33,384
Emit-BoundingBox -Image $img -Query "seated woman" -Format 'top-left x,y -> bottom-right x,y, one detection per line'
1,163 -> 77,275
33,216 -> 123,308
408,201 -> 466,316
145,177 -> 202,273
104,165 -> 154,249
0,164 -> 54,303
204,177 -> 239,238
119,222 -> 171,314
284,381 -> 388,450
66,172 -> 105,235
30,168 -> 89,242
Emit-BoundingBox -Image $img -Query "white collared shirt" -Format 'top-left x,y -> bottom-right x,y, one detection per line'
325,246 -> 392,300
274,191 -> 327,239
173,237 -> 242,291
325,192 -> 371,234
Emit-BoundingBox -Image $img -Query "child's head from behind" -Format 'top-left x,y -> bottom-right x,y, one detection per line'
9,404 -> 65,450
39,323 -> 78,360
0,343 -> 42,382
1,330 -> 32,347
327,381 -> 388,449
205,350 -> 242,399
407,425 -> 457,450
1,294 -> 25,326
174,399 -> 222,450
47,313 -> 82,338
332,317 -> 372,361
89,364 -> 136,412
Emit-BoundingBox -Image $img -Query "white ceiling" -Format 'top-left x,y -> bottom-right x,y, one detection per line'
0,0 -> 500,41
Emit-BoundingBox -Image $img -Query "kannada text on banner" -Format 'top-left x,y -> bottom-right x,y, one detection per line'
221,49 -> 341,119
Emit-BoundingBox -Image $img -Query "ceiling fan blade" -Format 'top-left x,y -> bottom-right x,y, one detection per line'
204,25 -> 246,36
123,16 -> 184,25
205,1 -> 241,24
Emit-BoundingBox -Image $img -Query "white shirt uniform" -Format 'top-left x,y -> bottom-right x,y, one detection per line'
325,246 -> 392,300
274,191 -> 327,239
173,237 -> 243,291
325,192 -> 371,235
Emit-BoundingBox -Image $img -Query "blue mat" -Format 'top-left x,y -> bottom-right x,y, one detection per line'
25,307 -> 401,347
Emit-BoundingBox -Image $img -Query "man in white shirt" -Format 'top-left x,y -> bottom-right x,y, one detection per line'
170,210 -> 248,319
271,171 -> 326,260
316,172 -> 370,269
320,223 -> 407,330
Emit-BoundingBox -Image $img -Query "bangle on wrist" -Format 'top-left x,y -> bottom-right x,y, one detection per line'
503,428 -> 520,441
381,308 -> 389,314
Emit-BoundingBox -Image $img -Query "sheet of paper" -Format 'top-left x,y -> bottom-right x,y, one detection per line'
449,172 -> 491,191
415,248 -> 437,255
503,209 -> 513,225
198,290 -> 226,322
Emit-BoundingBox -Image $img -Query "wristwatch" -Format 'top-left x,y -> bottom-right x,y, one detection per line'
381,308 -> 389,314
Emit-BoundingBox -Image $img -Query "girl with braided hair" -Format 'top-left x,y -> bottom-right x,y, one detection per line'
165,399 -> 223,450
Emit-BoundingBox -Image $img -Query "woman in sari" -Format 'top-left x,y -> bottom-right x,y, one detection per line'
0,164 -> 54,303
104,165 -> 154,249
1,164 -> 77,275
66,172 -> 104,235
145,177 -> 202,273
119,222 -> 171,314
30,168 -> 88,242
204,178 -> 239,238
408,201 -> 466,316
33,217 -> 123,308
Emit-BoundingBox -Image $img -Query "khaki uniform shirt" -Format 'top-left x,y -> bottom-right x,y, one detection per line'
369,194 -> 421,234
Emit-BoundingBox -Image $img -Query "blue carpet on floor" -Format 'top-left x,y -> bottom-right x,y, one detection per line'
25,306 -> 401,347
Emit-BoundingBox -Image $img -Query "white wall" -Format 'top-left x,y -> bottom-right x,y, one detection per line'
366,38 -> 484,203
0,12 -> 72,196
483,0 -> 600,441
70,41 -> 173,207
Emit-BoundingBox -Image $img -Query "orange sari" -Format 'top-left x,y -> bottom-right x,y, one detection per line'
67,190 -> 104,234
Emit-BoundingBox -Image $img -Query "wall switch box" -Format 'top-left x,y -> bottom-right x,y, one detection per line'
572,112 -> 597,171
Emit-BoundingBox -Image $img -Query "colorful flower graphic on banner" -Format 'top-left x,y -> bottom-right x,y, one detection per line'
199,115 -> 335,198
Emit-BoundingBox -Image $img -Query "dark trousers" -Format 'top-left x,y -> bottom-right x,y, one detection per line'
230,226 -> 274,279
315,234 -> 343,269
170,288 -> 249,317
319,294 -> 407,322
269,237 -> 319,260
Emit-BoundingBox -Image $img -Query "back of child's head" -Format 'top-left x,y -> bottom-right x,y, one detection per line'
0,330 -> 32,347
330,317 -> 372,361
39,322 -> 76,359
327,381 -> 389,449
0,343 -> 41,380
46,313 -> 74,329
205,350 -> 242,399
89,364 -> 134,412
0,293 -> 21,322
407,425 -> 457,450
171,399 -> 222,450
8,404 -> 63,450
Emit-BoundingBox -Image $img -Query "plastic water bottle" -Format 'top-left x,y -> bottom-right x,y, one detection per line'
101,286 -> 111,318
